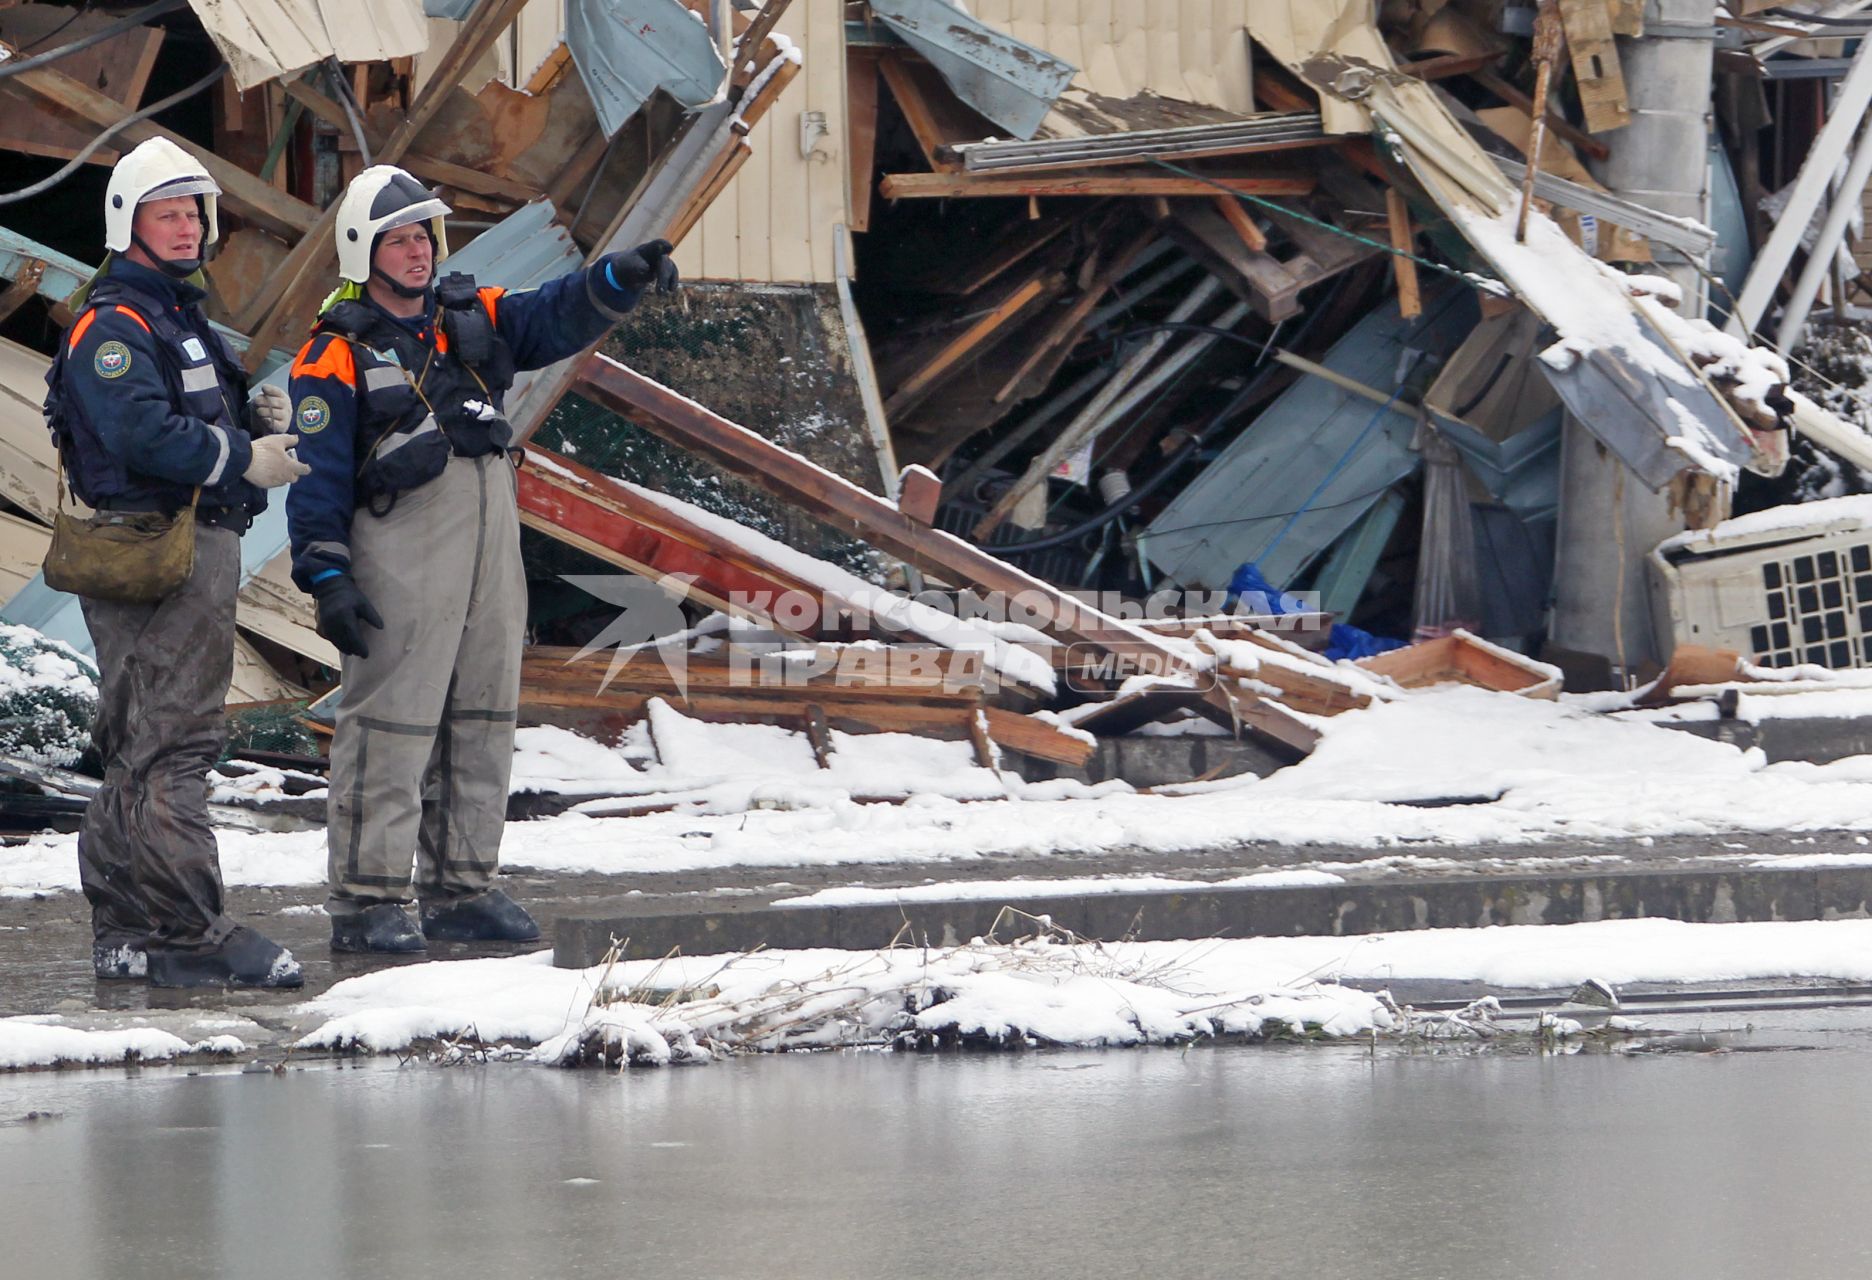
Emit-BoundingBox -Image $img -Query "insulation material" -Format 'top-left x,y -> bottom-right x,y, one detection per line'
186,0 -> 429,91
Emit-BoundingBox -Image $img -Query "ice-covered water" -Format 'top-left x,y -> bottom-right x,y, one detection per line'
4,1031 -> 1871,1279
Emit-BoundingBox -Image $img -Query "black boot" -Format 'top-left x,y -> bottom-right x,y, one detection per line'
147,927 -> 304,989
92,941 -> 147,980
420,889 -> 541,943
330,903 -> 426,954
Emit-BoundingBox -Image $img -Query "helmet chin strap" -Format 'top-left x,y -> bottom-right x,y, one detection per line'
370,266 -> 432,300
129,231 -> 201,280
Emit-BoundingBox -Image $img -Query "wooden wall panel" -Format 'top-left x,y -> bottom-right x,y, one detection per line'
688,0 -> 844,284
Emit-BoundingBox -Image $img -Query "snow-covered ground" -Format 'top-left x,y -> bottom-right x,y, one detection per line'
14,688 -> 1872,898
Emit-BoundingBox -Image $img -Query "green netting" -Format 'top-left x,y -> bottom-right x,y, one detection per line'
223,701 -> 321,758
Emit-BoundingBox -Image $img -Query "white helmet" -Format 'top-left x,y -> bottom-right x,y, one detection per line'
105,137 -> 220,271
336,165 -> 451,288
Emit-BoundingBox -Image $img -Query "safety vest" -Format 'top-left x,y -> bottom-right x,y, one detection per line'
312,274 -> 518,510
44,276 -> 258,516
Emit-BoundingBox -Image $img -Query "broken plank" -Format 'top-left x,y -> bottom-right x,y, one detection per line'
883,269 -> 1062,419
1214,195 -> 1268,252
1470,69 -> 1610,162
1558,0 -> 1631,134
993,222 -> 1160,404
570,354 -> 1308,754
518,449 -> 823,628
729,0 -> 800,93
1386,188 -> 1423,319
877,53 -> 978,172
848,49 -> 881,233
880,172 -> 1315,199
980,706 -> 1094,768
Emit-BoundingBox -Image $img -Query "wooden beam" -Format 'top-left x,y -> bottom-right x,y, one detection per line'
568,354 -> 1300,758
1213,195 -> 1268,252
980,706 -> 1094,768
0,259 -> 46,325
403,152 -> 537,204
879,171 -> 1314,199
665,139 -> 753,247
518,449 -> 827,630
883,269 -> 1061,419
0,48 -> 318,240
729,0 -> 799,93
1398,51 -> 1503,82
1470,69 -> 1610,162
994,222 -> 1159,404
848,50 -> 881,233
1385,188 -> 1422,319
877,53 -> 967,172
896,465 -> 942,524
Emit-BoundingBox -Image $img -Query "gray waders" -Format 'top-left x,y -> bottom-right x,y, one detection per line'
77,524 -> 240,953
325,453 -> 523,917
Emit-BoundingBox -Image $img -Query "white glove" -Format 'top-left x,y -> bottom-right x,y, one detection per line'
250,383 -> 291,435
243,433 -> 311,488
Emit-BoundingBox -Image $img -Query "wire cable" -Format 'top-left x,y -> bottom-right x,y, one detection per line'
0,0 -> 190,83
0,62 -> 227,206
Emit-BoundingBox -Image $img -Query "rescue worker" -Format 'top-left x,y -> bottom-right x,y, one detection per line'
45,137 -> 310,988
287,166 -> 677,952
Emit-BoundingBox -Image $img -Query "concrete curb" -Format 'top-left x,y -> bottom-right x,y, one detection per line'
552,864 -> 1872,966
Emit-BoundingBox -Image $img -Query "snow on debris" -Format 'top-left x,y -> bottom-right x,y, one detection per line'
608,476 -> 1059,694
293,915 -> 1872,1066
0,1018 -> 246,1071
771,869 -> 1346,908
295,939 -> 1394,1063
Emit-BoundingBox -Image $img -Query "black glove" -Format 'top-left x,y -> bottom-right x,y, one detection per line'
603,239 -> 680,296
312,574 -> 384,660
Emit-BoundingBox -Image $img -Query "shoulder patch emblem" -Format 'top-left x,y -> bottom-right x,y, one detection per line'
296,396 -> 331,434
94,341 -> 132,380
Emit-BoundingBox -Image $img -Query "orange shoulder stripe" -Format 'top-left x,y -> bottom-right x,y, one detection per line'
111,305 -> 151,333
67,309 -> 99,351
477,285 -> 505,324
291,337 -> 356,387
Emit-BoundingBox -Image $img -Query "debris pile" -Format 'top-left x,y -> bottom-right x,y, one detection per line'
6,0 -> 1872,799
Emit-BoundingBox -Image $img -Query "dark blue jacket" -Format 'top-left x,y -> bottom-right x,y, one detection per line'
285,265 -> 640,591
46,258 -> 264,521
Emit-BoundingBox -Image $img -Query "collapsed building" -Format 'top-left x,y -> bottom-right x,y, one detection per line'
3,0 -> 1872,810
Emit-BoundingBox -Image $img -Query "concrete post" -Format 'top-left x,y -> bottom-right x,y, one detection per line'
1549,0 -> 1717,684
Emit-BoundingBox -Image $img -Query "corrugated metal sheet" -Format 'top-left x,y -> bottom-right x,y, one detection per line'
1141,289 -> 1478,592
187,0 -> 430,92
688,0 -> 845,284
568,0 -> 725,136
870,0 -> 1074,140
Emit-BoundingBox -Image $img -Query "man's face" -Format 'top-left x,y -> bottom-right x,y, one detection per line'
129,196 -> 202,265
374,223 -> 434,292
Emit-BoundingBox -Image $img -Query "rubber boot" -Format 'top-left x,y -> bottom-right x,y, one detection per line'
147,927 -> 304,989
420,888 -> 541,943
92,942 -> 147,980
330,903 -> 426,954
